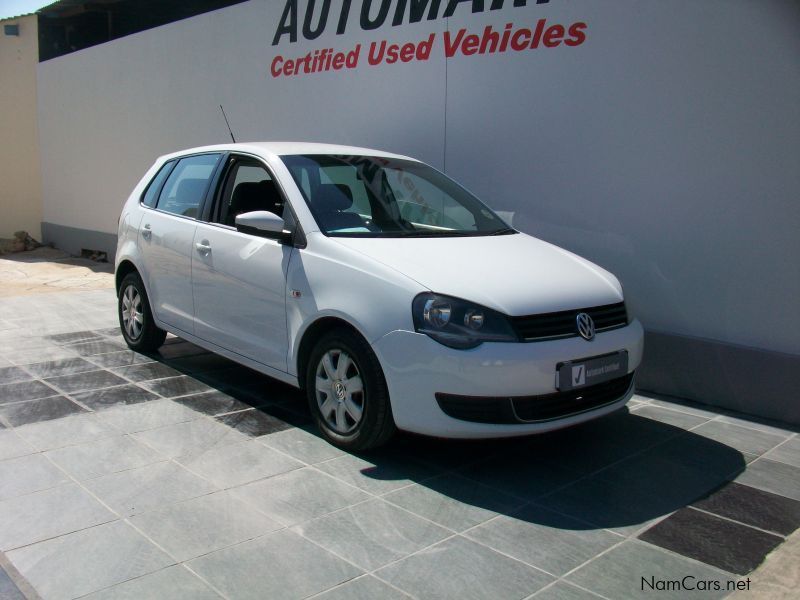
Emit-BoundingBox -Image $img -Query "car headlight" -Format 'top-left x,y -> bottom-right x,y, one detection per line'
412,292 -> 518,349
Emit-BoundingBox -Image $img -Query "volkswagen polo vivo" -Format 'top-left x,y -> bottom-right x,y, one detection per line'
115,142 -> 644,450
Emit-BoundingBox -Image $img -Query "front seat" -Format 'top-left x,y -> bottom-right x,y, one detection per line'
227,180 -> 283,226
313,183 -> 364,230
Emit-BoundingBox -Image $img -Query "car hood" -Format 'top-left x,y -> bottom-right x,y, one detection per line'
331,232 -> 623,316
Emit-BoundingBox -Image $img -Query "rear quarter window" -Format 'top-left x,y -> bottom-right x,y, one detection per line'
140,160 -> 175,208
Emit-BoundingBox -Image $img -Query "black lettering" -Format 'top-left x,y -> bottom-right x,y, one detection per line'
272,0 -> 298,45
682,576 -> 697,591
392,0 -> 442,25
490,0 -> 549,9
336,0 -> 352,34
302,0 -> 331,40
361,0 -> 392,30
444,0 -> 483,18
642,577 -> 655,591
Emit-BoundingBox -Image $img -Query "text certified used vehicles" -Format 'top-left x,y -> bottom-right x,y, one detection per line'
116,143 -> 644,450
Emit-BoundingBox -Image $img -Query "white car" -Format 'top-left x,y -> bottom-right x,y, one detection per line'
115,142 -> 644,450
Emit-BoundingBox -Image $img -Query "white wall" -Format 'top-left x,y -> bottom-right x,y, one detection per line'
37,1 -> 799,369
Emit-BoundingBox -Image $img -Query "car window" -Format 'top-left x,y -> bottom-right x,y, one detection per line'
216,160 -> 285,227
141,160 -> 174,208
156,154 -> 221,218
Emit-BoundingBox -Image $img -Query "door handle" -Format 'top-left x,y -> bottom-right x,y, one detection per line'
141,224 -> 152,240
195,241 -> 211,255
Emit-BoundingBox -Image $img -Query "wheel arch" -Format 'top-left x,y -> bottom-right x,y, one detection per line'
115,259 -> 139,296
295,316 -> 368,391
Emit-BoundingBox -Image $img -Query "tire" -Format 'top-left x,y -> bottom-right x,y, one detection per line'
118,272 -> 167,353
306,327 -> 396,451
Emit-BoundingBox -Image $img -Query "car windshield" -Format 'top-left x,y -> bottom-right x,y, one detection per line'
281,154 -> 514,237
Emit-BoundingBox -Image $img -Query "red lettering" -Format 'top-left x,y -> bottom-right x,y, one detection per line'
543,24 -> 564,47
400,42 -> 415,62
530,18 -> 546,48
270,55 -> 284,77
565,22 -> 587,46
443,28 -> 466,58
510,28 -> 530,51
462,34 -> 480,56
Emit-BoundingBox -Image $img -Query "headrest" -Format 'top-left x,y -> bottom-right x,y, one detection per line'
315,183 -> 353,211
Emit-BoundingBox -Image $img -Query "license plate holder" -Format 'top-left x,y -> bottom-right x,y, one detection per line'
557,351 -> 628,391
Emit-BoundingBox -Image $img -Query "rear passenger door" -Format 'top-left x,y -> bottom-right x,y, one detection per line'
191,155 -> 292,372
139,153 -> 222,334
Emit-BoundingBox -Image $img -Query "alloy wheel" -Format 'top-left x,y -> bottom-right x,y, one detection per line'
315,349 -> 365,434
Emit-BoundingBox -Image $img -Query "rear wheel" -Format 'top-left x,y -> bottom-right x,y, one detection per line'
306,328 -> 396,451
118,272 -> 166,352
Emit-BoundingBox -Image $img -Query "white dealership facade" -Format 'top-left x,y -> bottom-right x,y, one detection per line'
34,0 -> 800,423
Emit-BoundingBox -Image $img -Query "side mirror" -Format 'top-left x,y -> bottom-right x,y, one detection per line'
235,211 -> 291,242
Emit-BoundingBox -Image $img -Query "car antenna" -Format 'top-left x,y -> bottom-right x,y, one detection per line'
219,105 -> 237,143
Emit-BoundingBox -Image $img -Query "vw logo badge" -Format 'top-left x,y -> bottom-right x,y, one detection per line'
576,312 -> 595,341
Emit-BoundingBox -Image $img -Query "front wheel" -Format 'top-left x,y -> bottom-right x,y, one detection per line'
306,328 -> 396,451
118,272 -> 166,352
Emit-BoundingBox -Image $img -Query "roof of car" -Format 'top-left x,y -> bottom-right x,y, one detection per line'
159,142 -> 418,162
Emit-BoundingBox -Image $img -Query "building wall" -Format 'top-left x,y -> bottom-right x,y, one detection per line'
36,0 -> 800,422
0,14 -> 41,240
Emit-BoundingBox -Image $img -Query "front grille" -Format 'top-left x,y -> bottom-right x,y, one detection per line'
435,372 -> 634,425
510,302 -> 628,342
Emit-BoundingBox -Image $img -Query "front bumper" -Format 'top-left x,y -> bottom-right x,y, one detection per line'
371,318 -> 644,438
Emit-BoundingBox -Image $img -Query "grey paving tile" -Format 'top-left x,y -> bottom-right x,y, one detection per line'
0,483 -> 115,550
65,339 -> 127,356
735,459 -> 800,501
259,427 -> 344,464
45,435 -> 163,480
139,375 -> 214,398
216,408 -> 292,437
314,575 -> 410,600
691,421 -> 789,457
0,565 -> 25,600
188,529 -> 362,600
532,582 -> 604,600
96,399 -> 202,433
132,417 -> 249,459
232,467 -> 369,526
44,370 -> 128,394
80,565 -> 220,600
174,390 -> 256,416
0,453 -> 67,500
130,490 -> 281,561
177,439 -> 302,489
295,498 -> 450,570
384,473 -> 526,532
714,414 -> 793,437
47,331 -> 104,345
94,327 -> 126,338
0,380 -> 59,405
14,413 -> 119,451
159,353 -> 234,374
316,452 -> 438,495
84,461 -> 218,516
0,429 -> 35,461
152,342 -> 208,360
8,346 -> 79,365
22,357 -> 98,378
112,362 -> 182,382
0,395 -> 86,426
0,367 -> 33,385
86,350 -> 155,369
377,535 -> 553,600
763,436 -> 800,469
639,507 -> 782,575
467,505 -> 622,576
8,520 -> 173,600
71,384 -> 159,410
631,404 -> 711,429
566,540 -> 733,599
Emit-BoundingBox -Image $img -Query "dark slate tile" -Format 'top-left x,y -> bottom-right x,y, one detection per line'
736,459 -> 800,502
692,482 -> 800,536
113,362 -> 182,382
193,367 -> 267,389
23,357 -> 98,378
65,339 -> 127,356
175,390 -> 256,416
86,350 -> 155,368
94,327 -> 124,338
160,353 -> 236,374
639,507 -> 783,575
44,370 -> 128,394
216,408 -> 292,437
139,375 -> 213,398
764,437 -> 800,469
0,380 -> 60,405
47,331 -> 104,345
0,396 -> 86,426
0,367 -> 33,385
152,341 -> 208,359
260,403 -> 313,427
70,384 -> 160,410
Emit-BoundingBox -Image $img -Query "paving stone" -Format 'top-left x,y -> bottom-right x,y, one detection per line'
315,452 -> 438,495
0,395 -> 86,426
71,384 -> 159,410
532,582 -> 604,600
66,340 -> 127,356
377,536 -> 553,600
691,421 -> 790,457
96,399 -> 201,433
188,529 -> 361,600
0,380 -> 60,405
763,436 -> 800,469
23,357 -> 98,378
86,350 -> 155,369
45,435 -> 163,480
14,413 -> 119,451
259,427 -> 344,464
0,453 -> 68,500
177,439 -> 302,489
174,390 -> 256,416
132,417 -> 249,459
152,342 -> 208,360
466,505 -> 623,575
216,408 -> 292,437
44,370 -> 128,393
0,367 -> 33,385
7,520 -> 173,600
314,575 -> 410,600
735,459 -> 800,502
47,331 -> 104,345
139,375 -> 214,398
0,483 -> 115,550
566,540 -> 733,599
639,507 -> 783,575
232,467 -> 369,526
112,362 -> 183,382
80,565 -> 219,600
0,429 -> 35,461
130,490 -> 281,561
631,404 -> 711,429
8,346 -> 80,365
84,461 -> 218,516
